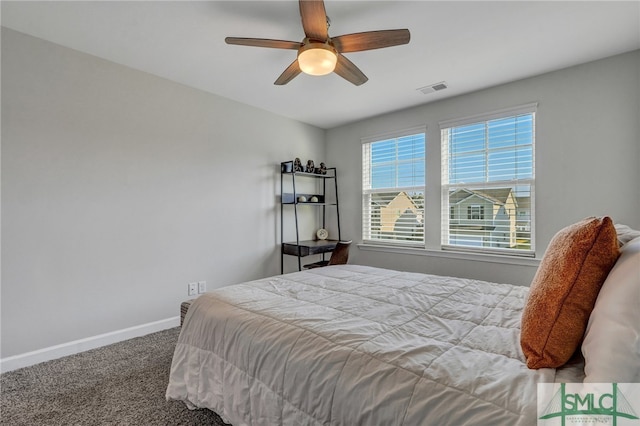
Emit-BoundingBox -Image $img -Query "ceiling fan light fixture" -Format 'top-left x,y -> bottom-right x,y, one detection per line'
298,42 -> 337,76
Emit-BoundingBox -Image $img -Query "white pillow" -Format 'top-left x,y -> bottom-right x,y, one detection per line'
582,235 -> 640,383
615,223 -> 640,246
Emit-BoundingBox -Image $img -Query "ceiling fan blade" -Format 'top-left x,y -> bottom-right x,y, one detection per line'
225,37 -> 302,50
299,0 -> 328,41
274,60 -> 302,85
332,29 -> 411,53
334,54 -> 368,86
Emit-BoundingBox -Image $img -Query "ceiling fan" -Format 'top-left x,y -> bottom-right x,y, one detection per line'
225,0 -> 410,86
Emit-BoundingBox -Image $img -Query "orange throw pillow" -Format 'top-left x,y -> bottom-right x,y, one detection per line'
520,216 -> 620,369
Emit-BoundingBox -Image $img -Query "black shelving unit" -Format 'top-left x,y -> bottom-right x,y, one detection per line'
280,160 -> 341,273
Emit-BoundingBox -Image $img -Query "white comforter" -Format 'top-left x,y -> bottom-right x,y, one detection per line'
166,265 -> 556,425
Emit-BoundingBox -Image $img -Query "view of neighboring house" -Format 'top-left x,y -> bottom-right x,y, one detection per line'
370,191 -> 424,241
368,188 -> 531,249
449,188 -> 520,248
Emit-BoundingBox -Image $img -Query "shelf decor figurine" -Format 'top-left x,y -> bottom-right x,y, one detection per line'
316,162 -> 327,175
293,158 -> 304,172
305,159 -> 315,173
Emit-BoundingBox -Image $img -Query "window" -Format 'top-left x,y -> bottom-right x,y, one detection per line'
441,104 -> 535,256
468,205 -> 484,220
362,127 -> 426,245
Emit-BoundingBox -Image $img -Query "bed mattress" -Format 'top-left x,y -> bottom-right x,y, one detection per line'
167,264 -> 560,425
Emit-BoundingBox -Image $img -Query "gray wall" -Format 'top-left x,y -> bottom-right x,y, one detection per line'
327,50 -> 640,285
1,28 -> 325,357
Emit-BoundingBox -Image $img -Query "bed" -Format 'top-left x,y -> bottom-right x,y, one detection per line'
166,218 -> 640,425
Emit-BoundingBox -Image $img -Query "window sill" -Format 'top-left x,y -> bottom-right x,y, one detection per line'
357,243 -> 541,267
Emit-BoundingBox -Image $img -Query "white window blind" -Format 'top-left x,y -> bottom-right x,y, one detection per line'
441,105 -> 535,256
362,128 -> 425,245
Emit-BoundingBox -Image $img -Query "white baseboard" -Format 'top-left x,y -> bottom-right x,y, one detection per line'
0,316 -> 180,373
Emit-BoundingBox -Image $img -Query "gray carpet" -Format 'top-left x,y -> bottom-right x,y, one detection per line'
0,327 -> 231,425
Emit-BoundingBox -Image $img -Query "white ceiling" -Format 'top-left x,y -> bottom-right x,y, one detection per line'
2,1 -> 639,129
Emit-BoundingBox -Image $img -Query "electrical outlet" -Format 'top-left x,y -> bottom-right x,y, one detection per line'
188,282 -> 197,296
198,281 -> 207,294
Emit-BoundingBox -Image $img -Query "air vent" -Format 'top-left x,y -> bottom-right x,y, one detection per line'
417,81 -> 448,95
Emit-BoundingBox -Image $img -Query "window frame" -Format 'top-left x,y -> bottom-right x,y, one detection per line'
439,103 -> 537,257
361,125 -> 426,247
